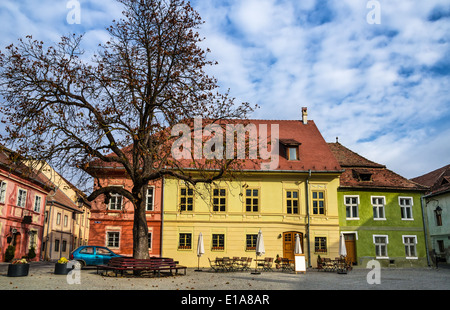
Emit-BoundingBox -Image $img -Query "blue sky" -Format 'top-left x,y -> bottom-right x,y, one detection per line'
0,0 -> 449,179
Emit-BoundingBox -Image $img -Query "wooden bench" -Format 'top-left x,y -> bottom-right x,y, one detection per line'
97,257 -> 187,277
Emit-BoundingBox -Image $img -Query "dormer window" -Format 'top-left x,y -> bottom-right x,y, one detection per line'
288,147 -> 298,161
360,173 -> 372,181
280,139 -> 301,161
353,169 -> 373,182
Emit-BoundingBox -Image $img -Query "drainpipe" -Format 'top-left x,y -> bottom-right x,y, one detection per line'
44,187 -> 58,261
421,196 -> 431,266
160,176 -> 164,258
44,201 -> 53,261
39,196 -> 49,261
306,169 -> 312,268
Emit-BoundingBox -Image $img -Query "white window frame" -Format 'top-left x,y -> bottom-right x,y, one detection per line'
373,234 -> 389,258
109,194 -> 123,210
371,196 -> 386,220
344,195 -> 360,220
34,195 -> 42,213
106,231 -> 120,248
17,188 -> 27,208
403,235 -> 418,259
399,197 -> 414,220
146,186 -> 155,211
0,181 -> 7,203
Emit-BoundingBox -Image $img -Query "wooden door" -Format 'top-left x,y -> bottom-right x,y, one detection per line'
344,234 -> 357,265
283,232 -> 303,260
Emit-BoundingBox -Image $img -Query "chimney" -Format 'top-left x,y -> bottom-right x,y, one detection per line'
302,107 -> 308,125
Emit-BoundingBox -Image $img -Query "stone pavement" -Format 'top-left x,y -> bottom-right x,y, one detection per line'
1,262 -> 448,308
0,261 -> 449,291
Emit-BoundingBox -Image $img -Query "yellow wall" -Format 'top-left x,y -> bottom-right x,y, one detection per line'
162,172 -> 341,268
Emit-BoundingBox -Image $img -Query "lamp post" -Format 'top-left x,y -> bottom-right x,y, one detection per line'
435,206 -> 443,226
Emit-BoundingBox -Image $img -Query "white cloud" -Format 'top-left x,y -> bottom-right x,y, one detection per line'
1,0 -> 449,179
192,0 -> 450,177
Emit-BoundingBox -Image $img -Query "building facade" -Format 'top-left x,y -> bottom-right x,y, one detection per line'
33,163 -> 91,260
162,113 -> 343,268
412,164 -> 450,264
328,142 -> 428,267
0,151 -> 51,262
86,170 -> 163,258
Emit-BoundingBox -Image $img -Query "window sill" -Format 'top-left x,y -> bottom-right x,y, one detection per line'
211,247 -> 225,251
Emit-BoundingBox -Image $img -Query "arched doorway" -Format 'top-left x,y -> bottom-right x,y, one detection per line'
283,231 -> 303,260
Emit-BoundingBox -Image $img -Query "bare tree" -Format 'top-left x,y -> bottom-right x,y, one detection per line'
0,0 -> 254,259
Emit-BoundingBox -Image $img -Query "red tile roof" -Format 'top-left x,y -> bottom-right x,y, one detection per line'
411,164 -> 450,196
88,118 -> 342,174
0,147 -> 80,211
328,142 -> 427,191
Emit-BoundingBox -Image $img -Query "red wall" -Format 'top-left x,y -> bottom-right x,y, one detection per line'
0,168 -> 48,262
88,177 -> 162,257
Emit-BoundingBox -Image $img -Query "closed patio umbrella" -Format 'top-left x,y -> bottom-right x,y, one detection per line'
252,230 -> 265,274
294,233 -> 302,254
256,230 -> 265,256
339,233 -> 347,257
195,232 -> 205,271
338,233 -> 348,274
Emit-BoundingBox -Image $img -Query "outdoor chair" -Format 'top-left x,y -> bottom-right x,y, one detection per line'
208,258 -> 221,272
281,258 -> 293,272
322,258 -> 335,272
263,257 -> 274,271
242,257 -> 252,271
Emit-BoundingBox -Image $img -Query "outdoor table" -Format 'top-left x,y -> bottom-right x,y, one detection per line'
281,258 -> 294,272
233,257 -> 245,271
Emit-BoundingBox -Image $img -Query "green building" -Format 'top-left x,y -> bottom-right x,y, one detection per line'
328,142 -> 428,267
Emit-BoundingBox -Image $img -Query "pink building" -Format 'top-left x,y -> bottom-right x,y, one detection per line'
0,151 -> 51,262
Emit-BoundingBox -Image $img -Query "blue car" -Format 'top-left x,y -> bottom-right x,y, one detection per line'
70,246 -> 122,268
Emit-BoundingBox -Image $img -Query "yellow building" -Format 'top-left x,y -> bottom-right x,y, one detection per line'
162,109 -> 343,268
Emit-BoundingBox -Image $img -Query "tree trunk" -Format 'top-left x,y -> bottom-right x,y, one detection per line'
132,188 -> 150,259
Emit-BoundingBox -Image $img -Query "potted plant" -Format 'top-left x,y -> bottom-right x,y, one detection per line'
54,257 -> 72,275
7,258 -> 30,277
27,246 -> 36,261
317,255 -> 323,270
4,245 -> 15,262
275,254 -> 281,269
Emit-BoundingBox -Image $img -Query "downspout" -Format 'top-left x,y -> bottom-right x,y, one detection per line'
160,176 -> 164,258
44,187 -> 58,261
44,201 -> 53,261
39,196 -> 49,261
306,169 -> 312,268
421,196 -> 431,266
